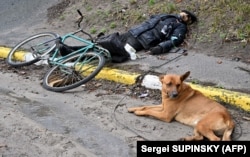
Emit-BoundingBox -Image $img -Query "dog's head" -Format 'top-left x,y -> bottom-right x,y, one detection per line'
159,71 -> 190,99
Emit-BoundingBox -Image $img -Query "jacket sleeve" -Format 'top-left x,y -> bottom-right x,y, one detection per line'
129,14 -> 165,38
158,23 -> 187,53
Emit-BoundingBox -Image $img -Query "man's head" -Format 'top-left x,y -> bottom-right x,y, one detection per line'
179,10 -> 197,25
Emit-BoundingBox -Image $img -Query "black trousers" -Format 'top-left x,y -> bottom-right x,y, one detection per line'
119,32 -> 143,51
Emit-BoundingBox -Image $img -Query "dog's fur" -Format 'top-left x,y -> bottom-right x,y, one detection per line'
128,71 -> 235,141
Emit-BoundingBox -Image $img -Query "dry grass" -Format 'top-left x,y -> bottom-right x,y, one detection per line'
77,0 -> 250,43
47,0 -> 250,63
49,0 -> 250,42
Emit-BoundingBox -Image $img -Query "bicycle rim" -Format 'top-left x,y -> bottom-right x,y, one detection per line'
7,32 -> 58,67
42,52 -> 106,92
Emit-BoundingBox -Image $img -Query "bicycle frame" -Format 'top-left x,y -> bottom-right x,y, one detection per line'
8,9 -> 111,92
47,28 -> 110,67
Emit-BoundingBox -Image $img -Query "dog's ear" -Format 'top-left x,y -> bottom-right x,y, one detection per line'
159,75 -> 165,83
180,71 -> 190,82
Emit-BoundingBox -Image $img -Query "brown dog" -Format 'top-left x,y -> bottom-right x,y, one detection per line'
128,71 -> 235,141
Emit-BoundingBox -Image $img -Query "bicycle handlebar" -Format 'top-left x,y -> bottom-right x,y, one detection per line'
75,9 -> 94,42
77,9 -> 83,28
77,9 -> 83,17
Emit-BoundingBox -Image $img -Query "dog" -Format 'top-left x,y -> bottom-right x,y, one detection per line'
128,71 -> 235,141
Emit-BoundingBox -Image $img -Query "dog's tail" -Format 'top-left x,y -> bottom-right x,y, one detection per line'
230,117 -> 243,141
222,119 -> 236,141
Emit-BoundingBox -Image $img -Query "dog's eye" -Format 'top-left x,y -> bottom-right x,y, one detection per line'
166,82 -> 172,87
176,84 -> 180,88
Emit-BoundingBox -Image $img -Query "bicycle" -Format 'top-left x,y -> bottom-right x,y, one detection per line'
6,10 -> 111,92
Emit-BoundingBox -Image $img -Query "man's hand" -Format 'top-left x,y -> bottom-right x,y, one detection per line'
149,45 -> 163,55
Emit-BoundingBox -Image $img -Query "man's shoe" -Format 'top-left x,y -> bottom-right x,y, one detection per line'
149,46 -> 163,55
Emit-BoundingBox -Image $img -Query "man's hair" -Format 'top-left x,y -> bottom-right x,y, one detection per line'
181,10 -> 197,24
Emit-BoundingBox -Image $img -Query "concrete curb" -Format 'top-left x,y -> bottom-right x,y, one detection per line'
1,46 -> 250,112
0,47 -> 12,59
0,47 -> 140,85
142,75 -> 250,112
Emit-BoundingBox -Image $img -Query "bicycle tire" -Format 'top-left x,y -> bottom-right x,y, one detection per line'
42,51 -> 106,92
7,32 -> 58,67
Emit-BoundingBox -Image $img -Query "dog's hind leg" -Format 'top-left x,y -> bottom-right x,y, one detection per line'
222,128 -> 234,141
182,125 -> 220,141
195,120 -> 221,141
222,120 -> 235,141
181,128 -> 204,141
196,113 -> 234,141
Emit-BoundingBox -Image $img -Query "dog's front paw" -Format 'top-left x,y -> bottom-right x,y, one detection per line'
128,106 -> 145,113
134,110 -> 145,116
127,107 -> 136,113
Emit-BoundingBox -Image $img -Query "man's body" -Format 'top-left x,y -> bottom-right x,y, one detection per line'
120,10 -> 197,55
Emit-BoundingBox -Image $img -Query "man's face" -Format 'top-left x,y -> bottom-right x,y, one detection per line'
180,12 -> 192,24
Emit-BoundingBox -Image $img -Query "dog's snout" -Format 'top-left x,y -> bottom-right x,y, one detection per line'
172,92 -> 178,98
169,91 -> 178,98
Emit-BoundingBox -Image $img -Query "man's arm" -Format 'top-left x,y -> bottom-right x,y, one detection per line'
159,23 -> 187,53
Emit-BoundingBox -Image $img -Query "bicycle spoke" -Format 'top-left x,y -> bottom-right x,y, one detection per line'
43,52 -> 106,92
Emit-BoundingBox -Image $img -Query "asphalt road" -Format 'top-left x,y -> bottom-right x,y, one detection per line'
0,0 -> 249,94
0,0 -> 58,46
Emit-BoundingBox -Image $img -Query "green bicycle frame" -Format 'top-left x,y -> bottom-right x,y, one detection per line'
49,29 -> 95,65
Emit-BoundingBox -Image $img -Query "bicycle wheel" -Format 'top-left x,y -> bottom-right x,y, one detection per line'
42,51 -> 106,92
7,32 -> 58,67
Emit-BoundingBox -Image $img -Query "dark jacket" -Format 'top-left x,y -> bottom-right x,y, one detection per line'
128,14 -> 187,52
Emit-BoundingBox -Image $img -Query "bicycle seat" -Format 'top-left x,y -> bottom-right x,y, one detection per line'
56,38 -> 86,56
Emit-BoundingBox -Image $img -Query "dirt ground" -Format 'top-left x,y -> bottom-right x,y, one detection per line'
46,0 -> 250,64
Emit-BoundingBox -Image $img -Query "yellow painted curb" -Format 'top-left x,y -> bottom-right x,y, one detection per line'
95,66 -> 140,85
76,64 -> 140,85
0,47 -> 11,58
1,46 -> 250,112
190,83 -> 250,112
1,46 -> 140,85
0,46 -> 26,61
